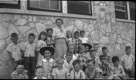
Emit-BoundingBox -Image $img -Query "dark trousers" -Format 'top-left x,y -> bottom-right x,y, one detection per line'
24,57 -> 36,79
124,68 -> 135,78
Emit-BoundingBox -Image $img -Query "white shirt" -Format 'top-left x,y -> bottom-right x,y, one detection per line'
70,70 -> 86,79
63,59 -> 73,72
37,40 -> 47,50
121,54 -> 135,69
79,37 -> 89,43
6,43 -> 22,61
53,26 -> 66,39
33,77 -> 47,79
23,42 -> 37,57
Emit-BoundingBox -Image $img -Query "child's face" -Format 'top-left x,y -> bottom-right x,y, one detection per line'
93,44 -> 99,51
80,32 -> 85,37
125,48 -> 131,55
56,20 -> 63,27
44,50 -> 51,59
81,45 -> 85,53
17,65 -> 24,74
36,68 -> 44,77
68,45 -> 74,52
85,46 -> 89,52
88,62 -> 94,70
47,30 -> 53,37
57,61 -> 64,69
75,33 -> 79,39
101,58 -> 107,64
67,31 -> 72,38
114,61 -> 119,67
90,51 -> 96,59
41,34 -> 46,40
102,49 -> 108,55
28,36 -> 35,43
11,37 -> 18,44
66,55 -> 73,63
73,63 -> 80,72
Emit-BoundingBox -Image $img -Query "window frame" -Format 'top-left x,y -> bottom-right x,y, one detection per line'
0,0 -> 20,9
67,1 -> 92,16
27,0 -> 62,13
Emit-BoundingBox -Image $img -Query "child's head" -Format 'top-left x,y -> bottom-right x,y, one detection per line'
112,56 -> 119,67
100,55 -> 108,64
80,44 -> 85,54
93,43 -> 99,51
80,30 -> 85,37
74,31 -> 80,39
66,30 -> 72,38
72,59 -> 81,72
68,44 -> 75,53
86,59 -> 95,70
125,46 -> 131,55
28,33 -> 35,44
102,46 -> 108,56
46,28 -> 53,37
16,63 -> 25,74
56,57 -> 64,69
11,33 -> 18,44
89,49 -> 97,59
83,43 -> 92,53
38,31 -> 47,41
40,47 -> 54,59
35,66 -> 44,77
66,51 -> 73,63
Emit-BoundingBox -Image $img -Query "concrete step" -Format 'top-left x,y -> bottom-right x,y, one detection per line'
0,66 -> 10,79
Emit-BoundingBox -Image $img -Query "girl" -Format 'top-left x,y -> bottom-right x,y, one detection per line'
37,31 -> 47,66
52,57 -> 70,79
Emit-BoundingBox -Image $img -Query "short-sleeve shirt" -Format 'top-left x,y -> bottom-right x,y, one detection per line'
79,37 -> 89,43
53,26 -> 66,39
121,54 -> 135,69
70,70 -> 86,79
6,43 -> 22,61
23,42 -> 37,57
111,65 -> 125,77
63,59 -> 73,72
52,68 -> 69,79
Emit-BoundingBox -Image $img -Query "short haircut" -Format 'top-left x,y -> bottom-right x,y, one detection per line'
66,51 -> 73,57
28,33 -> 35,38
112,56 -> 119,63
102,46 -> 108,50
125,46 -> 131,50
74,31 -> 79,35
46,28 -> 53,32
38,31 -> 47,40
80,30 -> 85,34
72,59 -> 80,66
11,33 -> 18,38
56,18 -> 63,24
86,59 -> 95,64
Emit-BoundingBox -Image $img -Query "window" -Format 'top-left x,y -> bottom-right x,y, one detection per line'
28,0 -> 62,12
129,1 -> 135,20
0,0 -> 20,9
67,1 -> 92,15
115,1 -> 128,19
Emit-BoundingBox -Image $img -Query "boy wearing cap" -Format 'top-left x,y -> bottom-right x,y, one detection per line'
39,46 -> 56,79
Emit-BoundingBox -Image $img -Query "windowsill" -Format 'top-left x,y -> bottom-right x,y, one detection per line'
116,18 -> 135,23
0,8 -> 97,20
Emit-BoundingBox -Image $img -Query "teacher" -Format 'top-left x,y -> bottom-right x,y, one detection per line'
53,18 -> 67,59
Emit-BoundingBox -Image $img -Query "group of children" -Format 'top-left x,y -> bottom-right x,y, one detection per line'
7,29 -> 135,79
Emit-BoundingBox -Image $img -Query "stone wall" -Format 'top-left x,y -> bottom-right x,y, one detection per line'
0,1 -> 135,67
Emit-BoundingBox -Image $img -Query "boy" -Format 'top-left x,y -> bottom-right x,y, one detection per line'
70,59 -> 86,79
101,46 -> 110,62
22,33 -> 37,79
11,63 -> 28,79
79,30 -> 89,43
82,43 -> 92,59
121,46 -> 135,78
6,33 -> 23,70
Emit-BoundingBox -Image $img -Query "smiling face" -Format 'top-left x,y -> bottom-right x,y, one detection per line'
73,63 -> 80,72
11,36 -> 18,44
43,50 -> 52,59
56,19 -> 63,28
28,36 -> 35,44
17,65 -> 24,74
41,34 -> 46,40
47,30 -> 53,37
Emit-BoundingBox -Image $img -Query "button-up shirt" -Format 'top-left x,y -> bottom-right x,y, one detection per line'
53,26 -> 66,39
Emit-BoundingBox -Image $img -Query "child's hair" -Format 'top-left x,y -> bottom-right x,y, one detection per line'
55,56 -> 64,64
36,66 -> 43,70
112,56 -> 119,63
11,33 -> 18,38
125,46 -> 131,50
46,28 -> 53,32
74,31 -> 79,35
87,59 -> 95,64
38,31 -> 47,40
66,51 -> 73,57
56,18 -> 63,24
72,59 -> 80,66
80,30 -> 85,34
102,46 -> 108,50
28,33 -> 35,38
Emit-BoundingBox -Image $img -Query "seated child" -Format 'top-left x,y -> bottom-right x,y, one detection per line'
52,57 -> 70,79
82,43 -> 92,59
70,59 -> 86,79
63,51 -> 74,72
121,46 -> 135,78
33,66 -> 47,79
109,56 -> 126,79
39,47 -> 56,79
11,63 -> 28,79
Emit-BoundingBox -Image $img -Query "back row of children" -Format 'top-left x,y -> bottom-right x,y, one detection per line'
7,29 -> 135,79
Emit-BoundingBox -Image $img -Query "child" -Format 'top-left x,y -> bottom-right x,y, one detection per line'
39,47 -> 56,79
37,31 -> 47,67
46,28 -> 55,47
6,33 -> 23,71
52,57 -> 70,79
22,33 -> 37,79
66,30 -> 73,46
11,63 -> 28,79
82,43 -> 92,59
109,56 -> 126,79
85,59 -> 99,79
70,59 -> 86,79
101,46 -> 110,62
121,46 -> 135,78
63,51 -> 74,72
79,30 -> 89,43
33,66 -> 47,79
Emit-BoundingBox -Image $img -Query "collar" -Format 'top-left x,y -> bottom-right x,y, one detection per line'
43,58 -> 54,62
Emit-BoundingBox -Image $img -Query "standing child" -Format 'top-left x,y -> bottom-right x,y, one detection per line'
39,47 -> 56,79
52,57 -> 70,79
79,30 -> 89,43
37,31 -> 47,66
121,46 -> 135,78
101,46 -> 110,63
70,59 -> 86,79
23,33 -> 37,79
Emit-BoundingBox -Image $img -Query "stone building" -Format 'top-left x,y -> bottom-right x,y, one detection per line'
0,1 -> 135,78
